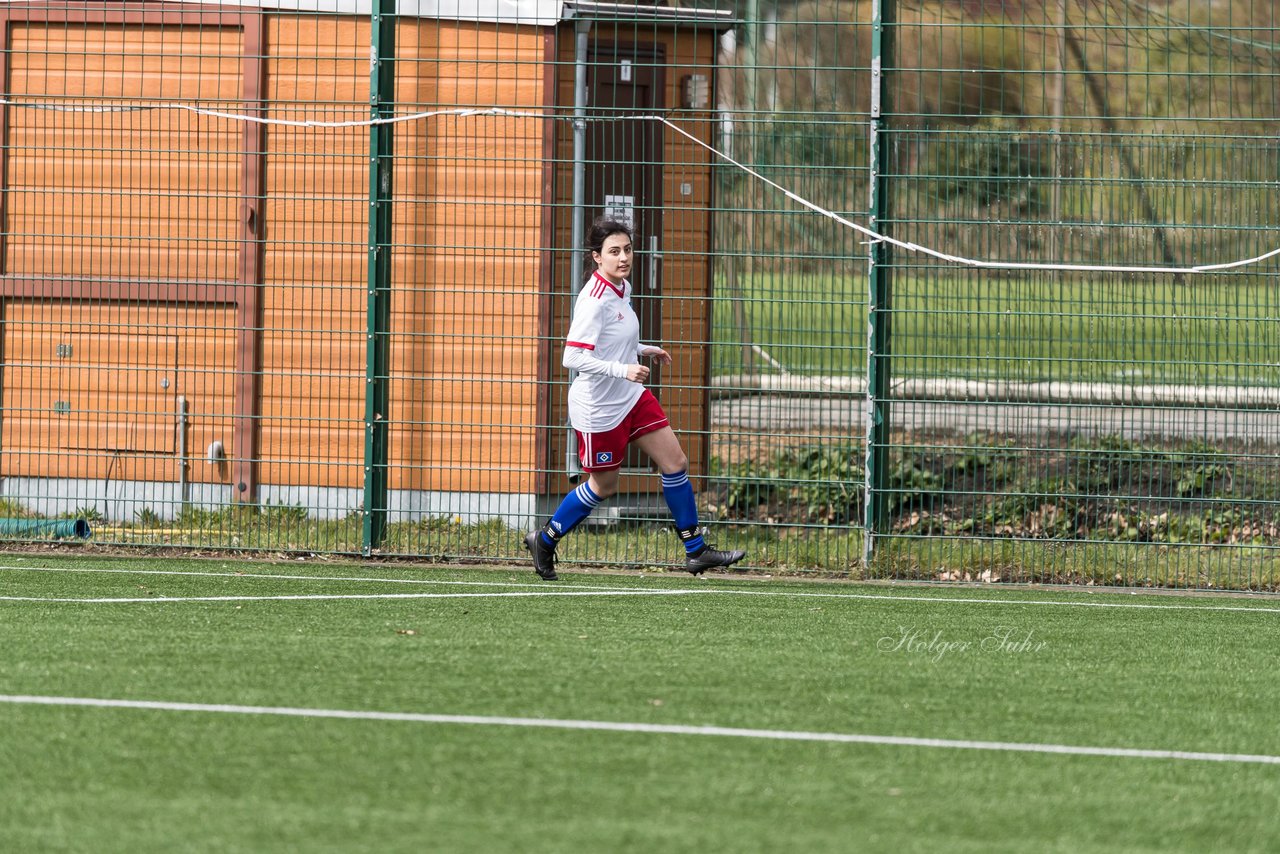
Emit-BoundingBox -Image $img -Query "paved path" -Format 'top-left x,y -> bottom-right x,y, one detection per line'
712,394 -> 1280,442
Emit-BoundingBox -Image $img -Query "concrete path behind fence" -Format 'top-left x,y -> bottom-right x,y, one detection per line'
710,376 -> 1280,441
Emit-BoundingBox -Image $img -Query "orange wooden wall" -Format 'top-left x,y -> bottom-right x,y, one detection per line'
2,299 -> 237,483
390,20 -> 546,495
1,18 -> 241,488
259,15 -> 370,493
4,22 -> 243,281
0,10 -> 715,500
258,16 -> 549,494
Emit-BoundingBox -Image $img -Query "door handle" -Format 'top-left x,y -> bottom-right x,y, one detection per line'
648,234 -> 662,293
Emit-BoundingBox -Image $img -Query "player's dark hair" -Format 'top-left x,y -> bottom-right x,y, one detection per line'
585,217 -> 633,280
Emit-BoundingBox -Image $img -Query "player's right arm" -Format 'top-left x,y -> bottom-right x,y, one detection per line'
563,346 -> 647,381
562,295 -> 642,380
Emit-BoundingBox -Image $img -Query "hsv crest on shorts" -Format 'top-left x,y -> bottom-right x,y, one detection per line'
595,451 -> 613,464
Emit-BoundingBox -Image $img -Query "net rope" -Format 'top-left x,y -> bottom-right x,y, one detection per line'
7,98 -> 1278,276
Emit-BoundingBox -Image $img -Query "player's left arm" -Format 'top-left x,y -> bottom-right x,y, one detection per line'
638,344 -> 672,365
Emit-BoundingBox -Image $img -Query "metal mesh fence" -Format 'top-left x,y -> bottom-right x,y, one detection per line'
863,0 -> 1280,588
0,1 -> 1277,589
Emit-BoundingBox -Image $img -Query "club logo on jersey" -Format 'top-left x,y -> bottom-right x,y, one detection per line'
595,451 -> 613,465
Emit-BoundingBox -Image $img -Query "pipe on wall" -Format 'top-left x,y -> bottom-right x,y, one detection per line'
177,395 -> 190,509
565,15 -> 592,484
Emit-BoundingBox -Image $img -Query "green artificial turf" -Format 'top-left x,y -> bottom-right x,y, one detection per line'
1,554 -> 1277,853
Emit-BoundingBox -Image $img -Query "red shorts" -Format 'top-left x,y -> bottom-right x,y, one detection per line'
575,389 -> 670,472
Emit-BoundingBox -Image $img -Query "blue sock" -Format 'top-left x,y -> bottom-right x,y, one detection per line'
540,481 -> 601,548
661,470 -> 705,555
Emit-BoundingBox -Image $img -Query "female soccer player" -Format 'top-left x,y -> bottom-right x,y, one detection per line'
524,218 -> 746,581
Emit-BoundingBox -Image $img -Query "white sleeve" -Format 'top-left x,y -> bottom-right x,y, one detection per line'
564,345 -> 629,378
563,293 -> 629,377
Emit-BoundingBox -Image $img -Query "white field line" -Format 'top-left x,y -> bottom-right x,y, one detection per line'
0,694 -> 1275,766
0,590 -> 706,604
0,564 -> 622,591
2,563 -> 1279,613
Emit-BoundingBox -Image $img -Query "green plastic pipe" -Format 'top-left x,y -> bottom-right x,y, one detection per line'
0,518 -> 92,539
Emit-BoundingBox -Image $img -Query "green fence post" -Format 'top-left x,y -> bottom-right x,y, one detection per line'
863,0 -> 896,568
363,0 -> 395,555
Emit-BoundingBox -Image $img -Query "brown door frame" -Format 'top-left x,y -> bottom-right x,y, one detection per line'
0,1 -> 267,500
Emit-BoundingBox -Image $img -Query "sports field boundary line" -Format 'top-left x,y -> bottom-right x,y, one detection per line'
0,564 -> 626,591
0,563 -> 624,591
0,589 -> 706,604
1,694 -> 1276,766
4,564 -> 1279,613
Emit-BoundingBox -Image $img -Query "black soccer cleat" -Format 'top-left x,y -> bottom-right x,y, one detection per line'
524,531 -> 560,581
684,545 -> 746,575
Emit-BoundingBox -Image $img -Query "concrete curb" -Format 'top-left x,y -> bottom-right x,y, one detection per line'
711,374 -> 1280,409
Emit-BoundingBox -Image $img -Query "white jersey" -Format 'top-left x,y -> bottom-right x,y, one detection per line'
563,271 -> 646,432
